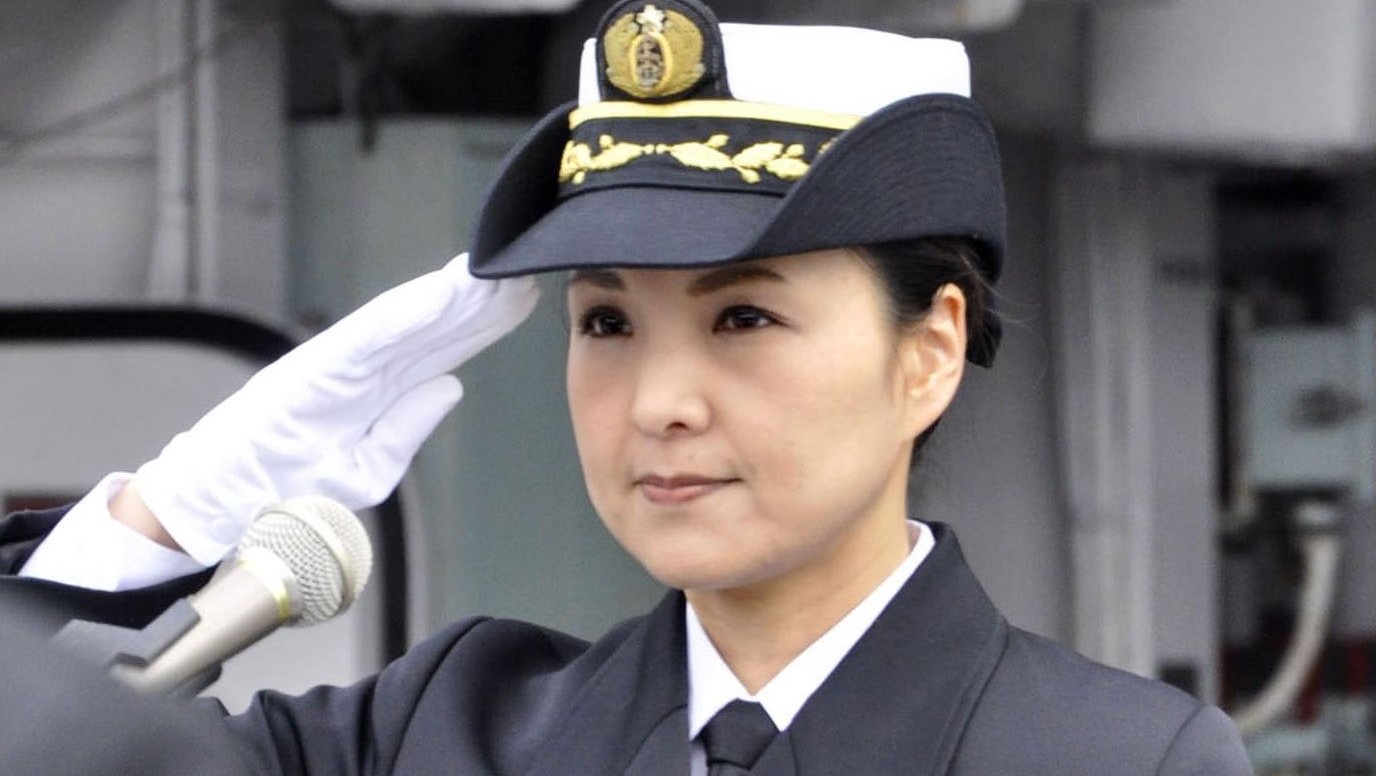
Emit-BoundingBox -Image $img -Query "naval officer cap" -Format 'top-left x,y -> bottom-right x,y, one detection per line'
469,0 -> 1006,365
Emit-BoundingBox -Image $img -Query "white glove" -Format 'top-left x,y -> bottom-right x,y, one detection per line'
134,253 -> 539,564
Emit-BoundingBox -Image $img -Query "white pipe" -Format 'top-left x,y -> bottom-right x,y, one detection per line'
193,0 -> 220,304
148,0 -> 193,301
1232,515 -> 1342,736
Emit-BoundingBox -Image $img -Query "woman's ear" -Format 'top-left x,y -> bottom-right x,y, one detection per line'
897,284 -> 967,437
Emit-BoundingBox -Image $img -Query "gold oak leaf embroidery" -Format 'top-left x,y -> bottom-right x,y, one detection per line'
730,142 -> 784,183
660,134 -> 734,174
559,142 -> 594,184
730,142 -> 782,167
764,143 -> 809,180
560,135 -> 652,184
561,134 -> 819,185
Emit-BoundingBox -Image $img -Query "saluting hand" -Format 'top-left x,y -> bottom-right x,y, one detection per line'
125,253 -> 539,564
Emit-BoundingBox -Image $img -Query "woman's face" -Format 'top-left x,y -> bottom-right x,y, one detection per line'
565,248 -> 963,594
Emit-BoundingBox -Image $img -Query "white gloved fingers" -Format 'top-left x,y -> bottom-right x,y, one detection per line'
332,253 -> 536,367
227,254 -> 531,425
438,258 -> 542,363
286,256 -> 468,373
371,255 -> 540,372
334,374 -> 465,508
283,253 -> 538,394
122,254 -> 533,564
386,271 -> 540,393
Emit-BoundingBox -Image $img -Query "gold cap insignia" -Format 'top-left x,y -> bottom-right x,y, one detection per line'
603,4 -> 706,100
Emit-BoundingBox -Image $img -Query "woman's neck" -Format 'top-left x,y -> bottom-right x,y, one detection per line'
686,513 -> 912,694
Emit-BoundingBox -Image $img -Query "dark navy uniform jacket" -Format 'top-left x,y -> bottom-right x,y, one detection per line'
0,507 -> 1252,775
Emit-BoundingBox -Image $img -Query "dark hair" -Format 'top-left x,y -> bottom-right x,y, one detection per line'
858,237 -> 995,465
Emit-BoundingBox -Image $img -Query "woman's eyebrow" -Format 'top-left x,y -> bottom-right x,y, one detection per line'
687,265 -> 786,296
567,269 -> 624,290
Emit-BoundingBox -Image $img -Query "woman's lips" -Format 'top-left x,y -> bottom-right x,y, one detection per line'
636,474 -> 735,505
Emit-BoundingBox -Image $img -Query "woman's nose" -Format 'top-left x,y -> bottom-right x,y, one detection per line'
629,344 -> 712,438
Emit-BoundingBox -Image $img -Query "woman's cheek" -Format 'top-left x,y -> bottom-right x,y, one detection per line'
573,388 -> 632,514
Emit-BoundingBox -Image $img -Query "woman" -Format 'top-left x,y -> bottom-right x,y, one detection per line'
2,0 -> 1250,773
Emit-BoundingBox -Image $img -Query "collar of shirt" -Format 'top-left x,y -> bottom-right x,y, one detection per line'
685,520 -> 935,738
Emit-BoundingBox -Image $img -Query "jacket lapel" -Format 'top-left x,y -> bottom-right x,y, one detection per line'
526,525 -> 1005,776
776,523 -> 1007,776
526,590 -> 690,776
621,707 -> 691,776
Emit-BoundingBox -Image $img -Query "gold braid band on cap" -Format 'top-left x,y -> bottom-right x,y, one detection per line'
560,102 -> 857,187
569,100 -> 862,131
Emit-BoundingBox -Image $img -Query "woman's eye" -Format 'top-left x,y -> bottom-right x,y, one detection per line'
715,305 -> 777,332
577,306 -> 631,337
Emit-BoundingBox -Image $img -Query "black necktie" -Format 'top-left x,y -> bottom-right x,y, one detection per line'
700,699 -> 779,775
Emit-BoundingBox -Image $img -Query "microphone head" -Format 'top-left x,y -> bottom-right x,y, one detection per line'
238,497 -> 374,626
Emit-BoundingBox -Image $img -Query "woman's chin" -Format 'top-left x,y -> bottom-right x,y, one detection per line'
637,546 -> 781,593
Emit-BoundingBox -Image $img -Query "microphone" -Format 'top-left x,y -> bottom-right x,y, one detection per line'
76,496 -> 373,695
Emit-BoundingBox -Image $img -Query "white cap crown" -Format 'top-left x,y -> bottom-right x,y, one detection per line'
580,22 -> 970,116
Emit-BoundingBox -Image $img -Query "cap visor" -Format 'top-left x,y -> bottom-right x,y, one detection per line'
472,185 -> 783,278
